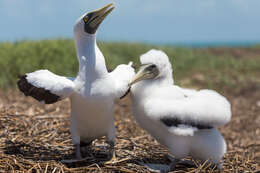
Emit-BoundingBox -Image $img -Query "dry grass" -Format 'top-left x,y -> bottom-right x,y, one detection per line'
1,40 -> 260,172
0,86 -> 259,173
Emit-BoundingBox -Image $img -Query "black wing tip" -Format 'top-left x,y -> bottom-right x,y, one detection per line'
160,117 -> 213,130
17,75 -> 29,95
17,74 -> 60,104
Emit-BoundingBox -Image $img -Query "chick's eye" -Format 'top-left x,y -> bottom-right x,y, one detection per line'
150,65 -> 156,68
146,64 -> 157,71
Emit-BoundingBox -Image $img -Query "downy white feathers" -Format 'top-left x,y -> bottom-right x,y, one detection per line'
130,49 -> 231,166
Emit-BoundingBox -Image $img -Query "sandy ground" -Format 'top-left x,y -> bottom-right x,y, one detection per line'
0,88 -> 259,172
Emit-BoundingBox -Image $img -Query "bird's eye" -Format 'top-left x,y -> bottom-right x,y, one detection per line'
83,16 -> 89,23
150,64 -> 156,68
146,64 -> 157,71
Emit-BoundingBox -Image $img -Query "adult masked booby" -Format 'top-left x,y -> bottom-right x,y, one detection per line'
17,3 -> 135,163
129,49 -> 231,169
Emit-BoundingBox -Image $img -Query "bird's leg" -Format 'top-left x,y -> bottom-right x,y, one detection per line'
104,125 -> 119,164
61,142 -> 94,163
166,155 -> 181,170
103,125 -> 117,164
169,158 -> 179,170
80,140 -> 95,158
109,140 -> 116,161
61,144 -> 84,163
75,143 -> 83,160
104,140 -> 118,164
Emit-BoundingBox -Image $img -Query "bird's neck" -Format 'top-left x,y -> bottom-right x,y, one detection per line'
75,33 -> 108,81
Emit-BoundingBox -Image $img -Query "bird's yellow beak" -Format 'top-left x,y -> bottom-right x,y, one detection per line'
129,64 -> 159,86
129,66 -> 151,86
89,3 -> 115,26
83,3 -> 115,34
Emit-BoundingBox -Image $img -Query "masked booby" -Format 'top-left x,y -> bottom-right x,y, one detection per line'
17,3 -> 135,163
129,49 -> 231,169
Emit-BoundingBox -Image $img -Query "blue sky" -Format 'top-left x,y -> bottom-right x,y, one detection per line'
1,0 -> 260,44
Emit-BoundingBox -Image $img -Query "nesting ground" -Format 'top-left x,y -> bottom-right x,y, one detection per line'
0,86 -> 259,173
0,42 -> 260,172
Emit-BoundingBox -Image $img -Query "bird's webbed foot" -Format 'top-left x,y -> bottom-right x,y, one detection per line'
104,140 -> 118,164
169,158 -> 179,171
79,140 -> 94,157
61,141 -> 93,163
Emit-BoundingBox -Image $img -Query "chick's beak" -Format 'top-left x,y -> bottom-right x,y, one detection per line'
129,67 -> 148,86
86,3 -> 115,33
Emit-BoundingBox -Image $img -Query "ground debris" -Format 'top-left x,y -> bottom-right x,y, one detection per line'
0,90 -> 259,172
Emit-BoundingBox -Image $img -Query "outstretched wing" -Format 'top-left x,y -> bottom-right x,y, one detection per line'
109,62 -> 135,99
144,88 -> 231,136
17,70 -> 75,104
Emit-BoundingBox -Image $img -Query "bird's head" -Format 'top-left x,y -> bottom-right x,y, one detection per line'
129,49 -> 173,86
74,3 -> 115,36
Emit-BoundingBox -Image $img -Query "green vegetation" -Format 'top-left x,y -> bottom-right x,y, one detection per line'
0,39 -> 259,94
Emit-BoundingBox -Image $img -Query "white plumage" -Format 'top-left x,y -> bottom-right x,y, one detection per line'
130,49 -> 231,168
25,70 -> 75,100
18,4 -> 135,162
